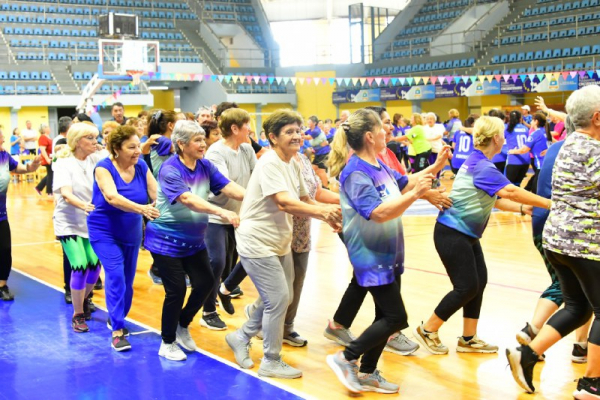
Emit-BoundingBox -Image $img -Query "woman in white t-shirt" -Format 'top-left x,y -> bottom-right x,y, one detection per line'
53,122 -> 105,334
424,113 -> 446,177
225,109 -> 342,379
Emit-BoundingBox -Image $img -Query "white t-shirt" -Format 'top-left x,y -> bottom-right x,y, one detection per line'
205,141 -> 256,224
52,153 -> 105,237
235,150 -> 308,258
425,124 -> 446,153
22,129 -> 38,150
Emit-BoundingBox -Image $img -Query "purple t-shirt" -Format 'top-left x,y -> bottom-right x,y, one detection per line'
0,151 -> 18,222
451,130 -> 474,170
144,155 -> 230,257
526,128 -> 549,169
150,136 -> 173,178
340,154 -> 409,287
437,149 -> 511,238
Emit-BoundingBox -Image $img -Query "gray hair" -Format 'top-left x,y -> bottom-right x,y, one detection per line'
58,116 -> 72,134
172,120 -> 205,155
425,112 -> 437,121
566,85 -> 600,130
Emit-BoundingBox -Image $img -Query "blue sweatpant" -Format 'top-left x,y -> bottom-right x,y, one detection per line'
91,240 -> 139,331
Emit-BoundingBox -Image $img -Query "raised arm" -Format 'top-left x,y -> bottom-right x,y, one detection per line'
13,155 -> 41,174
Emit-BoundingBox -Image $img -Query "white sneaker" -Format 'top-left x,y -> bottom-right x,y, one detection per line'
159,341 -> 187,361
176,324 -> 197,352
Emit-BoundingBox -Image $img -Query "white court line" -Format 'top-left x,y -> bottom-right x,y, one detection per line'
12,268 -> 314,400
13,240 -> 59,247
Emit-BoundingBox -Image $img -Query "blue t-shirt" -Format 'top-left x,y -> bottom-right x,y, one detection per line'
340,155 -> 409,287
10,136 -> 20,155
306,127 -> 330,156
532,141 -> 563,236
526,128 -> 549,169
144,156 -> 230,257
150,136 -> 173,178
451,130 -> 474,170
506,124 -> 530,165
87,157 -> 149,245
327,128 -> 336,142
437,149 -> 511,238
392,125 -> 404,138
523,114 -> 533,125
0,151 -> 18,222
444,118 -> 462,142
258,138 -> 270,148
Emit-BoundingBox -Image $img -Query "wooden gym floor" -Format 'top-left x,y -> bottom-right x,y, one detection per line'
6,178 -> 585,399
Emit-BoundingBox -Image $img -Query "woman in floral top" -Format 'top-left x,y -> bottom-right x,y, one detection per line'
507,85 -> 600,398
283,151 -> 340,346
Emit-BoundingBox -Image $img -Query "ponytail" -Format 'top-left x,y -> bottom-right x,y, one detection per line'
507,110 -> 521,133
327,122 -> 350,179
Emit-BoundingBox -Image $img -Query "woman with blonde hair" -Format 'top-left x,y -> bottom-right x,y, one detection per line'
394,114 -> 432,172
414,116 -> 551,355
53,123 -> 105,332
444,109 -> 462,144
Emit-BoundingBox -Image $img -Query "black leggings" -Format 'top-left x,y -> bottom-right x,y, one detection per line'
545,250 -> 600,345
0,220 -> 11,281
505,164 -> 529,187
35,164 -> 53,195
413,150 -> 431,173
344,279 -> 407,374
152,249 -> 214,344
433,223 -> 488,321
493,161 -> 506,174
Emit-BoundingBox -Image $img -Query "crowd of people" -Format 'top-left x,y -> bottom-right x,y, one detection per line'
0,86 -> 598,398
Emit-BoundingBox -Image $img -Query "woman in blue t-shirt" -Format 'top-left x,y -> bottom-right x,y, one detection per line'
450,114 -> 477,175
327,108 -> 448,394
487,109 -> 508,172
505,110 -> 531,186
413,116 -> 551,356
88,125 -> 160,352
144,120 -> 244,361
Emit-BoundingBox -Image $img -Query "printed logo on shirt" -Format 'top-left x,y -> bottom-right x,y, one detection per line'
375,184 -> 390,199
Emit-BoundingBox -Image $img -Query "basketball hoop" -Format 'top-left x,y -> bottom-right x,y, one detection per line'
127,70 -> 145,86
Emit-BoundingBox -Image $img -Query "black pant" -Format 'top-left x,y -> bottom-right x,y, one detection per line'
223,260 -> 247,292
0,220 -> 11,281
63,248 -> 71,290
152,249 -> 214,344
505,164 -> 529,187
344,279 -> 407,374
493,161 -> 506,174
524,168 -> 540,194
35,164 -> 53,195
413,150 -> 431,173
433,223 -> 488,321
545,250 -> 600,345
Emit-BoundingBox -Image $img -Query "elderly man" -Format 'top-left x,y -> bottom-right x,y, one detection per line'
111,102 -> 127,125
21,120 -> 38,155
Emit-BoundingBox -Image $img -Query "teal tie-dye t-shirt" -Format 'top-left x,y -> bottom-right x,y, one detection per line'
339,155 -> 409,287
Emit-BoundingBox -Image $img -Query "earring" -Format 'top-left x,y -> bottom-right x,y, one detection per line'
115,153 -> 118,159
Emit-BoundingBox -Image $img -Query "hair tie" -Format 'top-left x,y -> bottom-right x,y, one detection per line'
152,110 -> 162,121
341,122 -> 351,133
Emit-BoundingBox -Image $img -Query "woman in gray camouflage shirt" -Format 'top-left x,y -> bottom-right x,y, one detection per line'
507,85 -> 600,398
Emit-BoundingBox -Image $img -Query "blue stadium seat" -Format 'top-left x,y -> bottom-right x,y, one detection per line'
4,86 -> 14,95
20,72 -> 30,80
572,47 -> 581,56
562,48 -> 572,57
9,71 -> 18,80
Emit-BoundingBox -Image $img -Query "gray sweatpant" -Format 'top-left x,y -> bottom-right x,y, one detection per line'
239,253 -> 294,360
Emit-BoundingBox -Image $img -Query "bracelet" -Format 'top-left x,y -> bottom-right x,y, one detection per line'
520,204 -> 525,216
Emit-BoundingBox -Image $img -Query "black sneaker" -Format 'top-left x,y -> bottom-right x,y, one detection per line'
200,313 -> 227,330
72,313 -> 89,333
64,290 -> 72,304
574,376 -> 600,399
229,286 -> 243,298
111,334 -> 131,352
516,322 -> 536,345
506,345 -> 538,393
572,343 -> 588,364
94,277 -> 103,290
0,285 -> 14,301
218,290 -> 235,315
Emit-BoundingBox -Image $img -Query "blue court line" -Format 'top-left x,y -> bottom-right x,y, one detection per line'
0,270 -> 306,400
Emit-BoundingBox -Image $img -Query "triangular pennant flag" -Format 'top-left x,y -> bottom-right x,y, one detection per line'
511,74 -> 519,81
290,77 -> 297,85
217,75 -> 225,82
578,70 -> 586,78
305,77 -> 312,84
298,77 -> 306,85
528,74 -> 536,81
275,76 -> 283,84
366,77 -> 374,85
503,74 -> 511,82
520,74 -> 528,82
336,78 -> 344,86
439,76 -> 446,84
570,71 -> 578,78
225,75 -> 232,83
494,75 -> 502,82
210,75 -> 217,82
344,78 -> 351,86
454,76 -> 462,84
391,78 -> 398,85
406,77 -> 414,85
382,77 -> 390,85
203,74 -> 211,81
423,77 -> 430,85
267,77 -> 275,84
462,75 -> 469,83
313,77 -> 320,85
252,76 -> 260,84
537,74 -> 545,81
399,77 -> 406,85
430,76 -> 438,84
328,78 -> 335,85
597,70 -> 600,78
322,78 -> 328,85
413,77 -> 421,85
545,73 -> 554,81
351,77 -> 360,86
587,70 -> 595,78
374,77 -> 382,85
260,75 -> 267,84
562,71 -> 570,80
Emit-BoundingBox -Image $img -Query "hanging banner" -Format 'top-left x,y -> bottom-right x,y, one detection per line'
332,89 -> 360,104
464,80 -> 501,97
578,72 -> 599,88
435,82 -> 468,98
535,74 -> 578,92
354,88 -> 381,103
500,78 -> 534,95
404,84 -> 436,101
380,86 -> 413,101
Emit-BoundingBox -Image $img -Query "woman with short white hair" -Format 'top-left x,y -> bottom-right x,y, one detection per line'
508,85 -> 600,398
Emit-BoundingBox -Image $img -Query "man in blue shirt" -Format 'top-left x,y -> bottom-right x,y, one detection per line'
303,115 -> 330,188
522,105 -> 532,129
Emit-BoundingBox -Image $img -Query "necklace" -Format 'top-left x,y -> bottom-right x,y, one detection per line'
74,157 -> 89,174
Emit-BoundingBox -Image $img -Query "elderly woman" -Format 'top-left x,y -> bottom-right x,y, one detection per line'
101,121 -> 120,147
424,113 -> 446,174
444,109 -> 463,144
327,109 -> 439,394
414,117 -> 550,357
508,85 -> 600,398
88,125 -> 159,351
225,109 -> 342,379
53,123 -> 104,332
144,120 -> 243,361
200,120 -> 222,150
199,108 -> 255,330
0,130 -> 41,300
394,114 -> 431,172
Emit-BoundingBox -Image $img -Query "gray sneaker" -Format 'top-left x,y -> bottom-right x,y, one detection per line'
258,357 -> 302,379
176,324 -> 197,352
283,332 -> 308,347
225,332 -> 254,369
385,332 -> 419,356
326,351 -> 362,393
358,370 -> 399,394
323,320 -> 357,347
